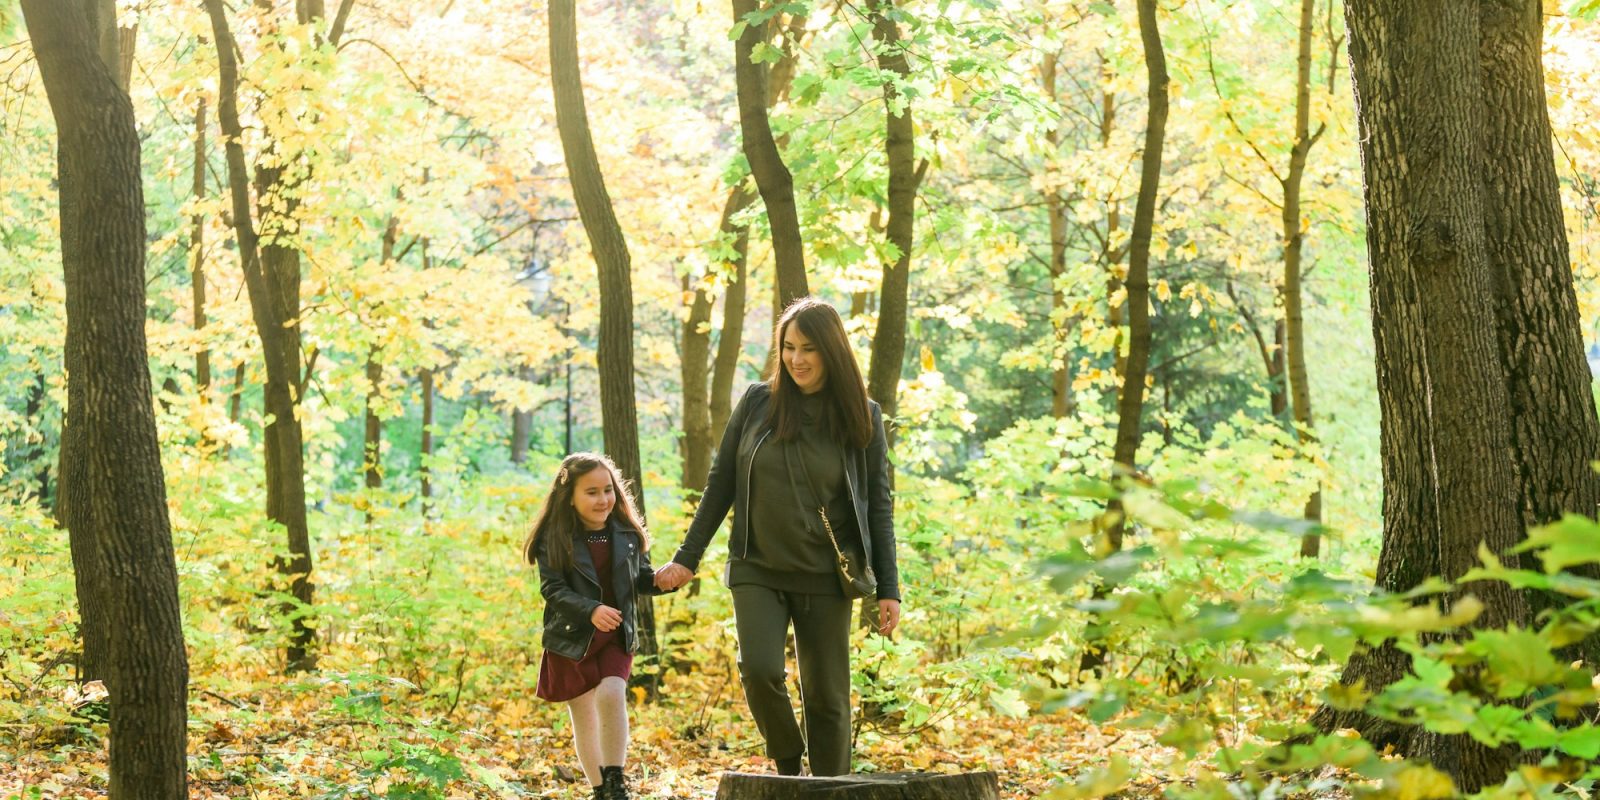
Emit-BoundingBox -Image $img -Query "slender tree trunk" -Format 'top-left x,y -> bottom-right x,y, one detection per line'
22,2 -> 189,795
1283,0 -> 1324,557
363,352 -> 382,490
228,361 -> 245,423
420,366 -> 434,510
1312,1 -> 1538,789
1082,0 -> 1167,676
205,0 -> 317,672
549,0 -> 656,662
682,271 -> 714,495
511,364 -> 533,465
191,98 -> 211,396
709,184 -> 754,447
733,0 -> 808,306
1098,79 -> 1128,385
864,0 -> 924,428
1043,51 -> 1073,418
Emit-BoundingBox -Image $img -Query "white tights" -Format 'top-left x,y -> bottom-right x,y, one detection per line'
566,676 -> 629,787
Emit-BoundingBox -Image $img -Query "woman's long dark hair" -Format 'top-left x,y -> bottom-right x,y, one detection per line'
766,297 -> 872,449
522,452 -> 649,570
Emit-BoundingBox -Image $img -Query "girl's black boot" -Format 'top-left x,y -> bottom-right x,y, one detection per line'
600,766 -> 629,800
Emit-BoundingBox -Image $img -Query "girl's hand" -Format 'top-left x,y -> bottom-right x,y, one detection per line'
876,599 -> 901,638
591,605 -> 623,632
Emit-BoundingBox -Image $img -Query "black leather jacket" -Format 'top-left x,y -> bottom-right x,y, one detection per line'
671,382 -> 901,601
536,518 -> 670,661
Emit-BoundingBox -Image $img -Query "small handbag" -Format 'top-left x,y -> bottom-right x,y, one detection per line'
790,444 -> 877,600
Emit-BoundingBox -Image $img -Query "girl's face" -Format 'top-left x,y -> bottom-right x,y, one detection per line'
781,325 -> 826,395
570,468 -> 616,531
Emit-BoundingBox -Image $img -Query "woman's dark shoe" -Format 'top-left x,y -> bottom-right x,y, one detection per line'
600,765 -> 629,799
775,755 -> 803,776
591,784 -> 606,800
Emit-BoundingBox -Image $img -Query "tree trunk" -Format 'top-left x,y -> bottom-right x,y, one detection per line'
709,183 -> 754,448
1478,1 -> 1600,658
1082,0 -> 1167,676
511,364 -> 533,465
22,2 -> 189,795
228,361 -> 246,423
550,0 -> 656,661
864,0 -> 923,428
363,351 -> 382,491
1283,0 -> 1324,557
682,269 -> 714,494
716,772 -> 999,799
708,15 -> 806,447
191,98 -> 211,396
1043,51 -> 1073,418
420,366 -> 434,511
205,0 -> 317,673
733,0 -> 808,306
1312,1 -> 1543,790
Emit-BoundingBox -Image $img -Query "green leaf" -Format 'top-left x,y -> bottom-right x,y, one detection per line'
1511,514 -> 1600,574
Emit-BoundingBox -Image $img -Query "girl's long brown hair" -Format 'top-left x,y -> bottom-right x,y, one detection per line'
522,452 -> 649,571
766,297 -> 872,449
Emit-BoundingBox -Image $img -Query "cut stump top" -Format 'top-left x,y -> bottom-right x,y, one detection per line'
715,770 -> 1001,799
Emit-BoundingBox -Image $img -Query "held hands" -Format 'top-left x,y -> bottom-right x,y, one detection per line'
590,604 -> 623,632
654,562 -> 693,592
876,599 -> 901,638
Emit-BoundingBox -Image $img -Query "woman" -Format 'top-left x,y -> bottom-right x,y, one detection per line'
654,297 -> 902,777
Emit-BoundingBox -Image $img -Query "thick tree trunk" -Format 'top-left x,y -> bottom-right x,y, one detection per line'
1082,0 -> 1167,677
191,98 -> 211,395
1283,0 -> 1324,557
732,0 -> 808,306
205,0 -> 318,673
550,0 -> 656,661
1312,1 -> 1539,790
864,0 -> 923,427
22,2 -> 189,796
1478,1 -> 1600,659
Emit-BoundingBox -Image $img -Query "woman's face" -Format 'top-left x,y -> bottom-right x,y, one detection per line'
570,468 -> 616,531
782,324 -> 827,394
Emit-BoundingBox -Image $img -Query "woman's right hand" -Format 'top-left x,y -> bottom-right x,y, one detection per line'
654,562 -> 693,591
590,604 -> 623,632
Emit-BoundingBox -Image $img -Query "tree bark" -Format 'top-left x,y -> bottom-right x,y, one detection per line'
22,2 -> 189,795
550,0 -> 656,660
682,270 -> 714,494
363,352 -> 382,490
709,183 -> 754,449
1478,0 -> 1600,655
864,0 -> 924,428
1312,0 -> 1541,790
420,365 -> 434,510
733,0 -> 808,306
205,0 -> 318,673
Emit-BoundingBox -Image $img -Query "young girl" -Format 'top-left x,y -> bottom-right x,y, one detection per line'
524,453 -> 669,800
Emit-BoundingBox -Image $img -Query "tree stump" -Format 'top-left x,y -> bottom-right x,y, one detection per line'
716,771 -> 1000,799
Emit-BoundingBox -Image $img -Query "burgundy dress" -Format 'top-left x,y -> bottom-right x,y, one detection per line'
535,530 -> 634,702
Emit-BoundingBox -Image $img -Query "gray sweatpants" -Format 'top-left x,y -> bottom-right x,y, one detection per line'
730,585 -> 854,776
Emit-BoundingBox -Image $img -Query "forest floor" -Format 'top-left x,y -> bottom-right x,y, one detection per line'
0,673 -> 1190,799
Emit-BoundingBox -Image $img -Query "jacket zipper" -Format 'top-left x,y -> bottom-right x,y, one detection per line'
741,428 -> 772,557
